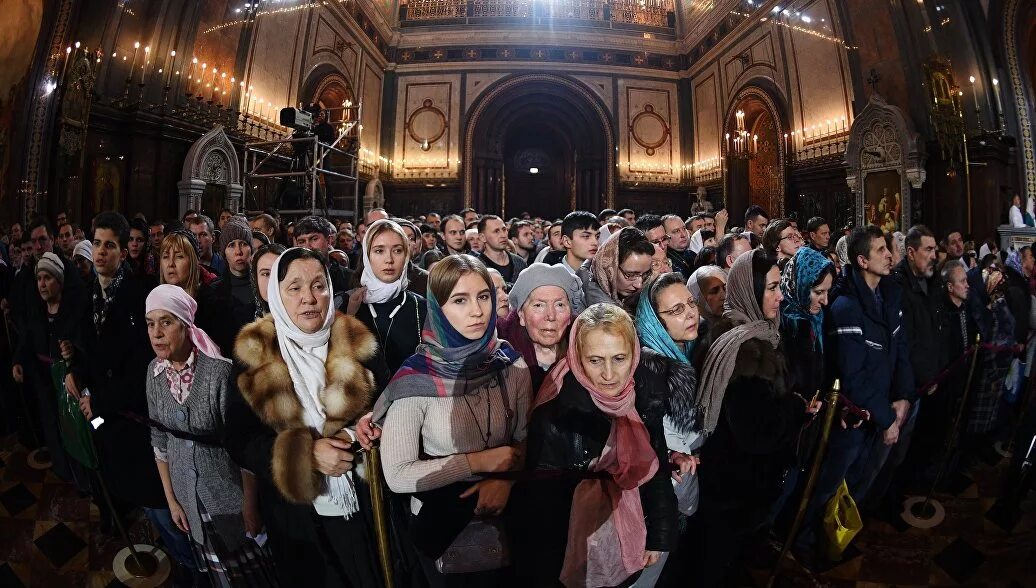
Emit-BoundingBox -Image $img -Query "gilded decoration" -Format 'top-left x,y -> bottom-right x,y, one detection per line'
630,104 -> 670,156
406,99 -> 448,151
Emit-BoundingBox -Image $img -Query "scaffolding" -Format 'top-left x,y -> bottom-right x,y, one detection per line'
243,105 -> 362,219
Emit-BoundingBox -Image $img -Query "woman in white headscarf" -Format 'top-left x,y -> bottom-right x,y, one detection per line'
228,247 -> 388,587
346,219 -> 428,374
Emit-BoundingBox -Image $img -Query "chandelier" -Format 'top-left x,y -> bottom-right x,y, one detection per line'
726,109 -> 758,160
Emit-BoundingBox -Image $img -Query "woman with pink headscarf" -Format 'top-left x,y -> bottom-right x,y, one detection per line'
144,284 -> 275,585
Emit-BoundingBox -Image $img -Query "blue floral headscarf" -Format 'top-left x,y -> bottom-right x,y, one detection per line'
636,276 -> 695,363
779,247 -> 833,351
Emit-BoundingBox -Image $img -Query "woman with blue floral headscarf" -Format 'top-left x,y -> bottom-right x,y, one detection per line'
779,246 -> 837,398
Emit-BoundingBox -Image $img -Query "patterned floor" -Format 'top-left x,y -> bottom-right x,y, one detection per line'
1,433 -> 1034,587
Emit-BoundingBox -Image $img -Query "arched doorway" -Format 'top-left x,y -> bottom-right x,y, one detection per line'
305,70 -> 355,124
723,86 -> 787,221
464,74 -> 615,218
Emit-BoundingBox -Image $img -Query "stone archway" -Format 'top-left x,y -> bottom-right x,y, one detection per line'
722,84 -> 789,221
1003,0 -> 1036,201
463,74 -> 615,216
364,178 -> 385,214
177,126 -> 243,218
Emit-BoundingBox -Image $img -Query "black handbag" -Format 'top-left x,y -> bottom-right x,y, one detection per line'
434,515 -> 510,574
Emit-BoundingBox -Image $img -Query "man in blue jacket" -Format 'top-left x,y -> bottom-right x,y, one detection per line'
799,225 -> 915,557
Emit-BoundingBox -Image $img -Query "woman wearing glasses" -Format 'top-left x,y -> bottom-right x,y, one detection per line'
762,219 -> 803,263
577,226 -> 656,310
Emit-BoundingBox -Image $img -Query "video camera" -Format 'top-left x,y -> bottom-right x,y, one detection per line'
280,107 -> 314,133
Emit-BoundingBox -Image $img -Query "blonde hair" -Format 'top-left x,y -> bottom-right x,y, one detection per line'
159,233 -> 201,298
573,302 -> 636,355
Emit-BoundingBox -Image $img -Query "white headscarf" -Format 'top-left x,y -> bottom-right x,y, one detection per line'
360,219 -> 410,304
267,248 -> 359,516
689,229 -> 706,254
687,265 -> 727,322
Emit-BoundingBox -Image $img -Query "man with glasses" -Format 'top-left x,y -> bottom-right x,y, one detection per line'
762,219 -> 802,261
662,214 -> 693,278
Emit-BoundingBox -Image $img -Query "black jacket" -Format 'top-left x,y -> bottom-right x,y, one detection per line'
893,258 -> 945,387
698,318 -> 810,533
352,289 -> 427,375
666,248 -> 694,279
511,350 -> 679,586
1003,265 -> 1032,345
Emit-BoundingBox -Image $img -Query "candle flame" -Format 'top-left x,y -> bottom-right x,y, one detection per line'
134,41 -> 140,49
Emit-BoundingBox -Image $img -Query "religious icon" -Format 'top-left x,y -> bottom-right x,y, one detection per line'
863,170 -> 902,233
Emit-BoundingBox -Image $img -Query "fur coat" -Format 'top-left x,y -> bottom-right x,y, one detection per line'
234,311 -> 378,504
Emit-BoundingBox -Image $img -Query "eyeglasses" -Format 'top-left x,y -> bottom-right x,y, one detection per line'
780,233 -> 804,244
658,298 -> 698,319
649,234 -> 672,247
618,266 -> 652,282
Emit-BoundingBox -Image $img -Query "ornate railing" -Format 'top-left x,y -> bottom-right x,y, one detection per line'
403,0 -> 674,27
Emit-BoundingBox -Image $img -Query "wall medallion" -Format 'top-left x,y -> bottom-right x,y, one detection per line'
630,104 -> 670,156
406,99 -> 448,151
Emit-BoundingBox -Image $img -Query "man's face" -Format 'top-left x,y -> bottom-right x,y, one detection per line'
946,266 -> 969,303
644,225 -> 669,255
622,212 -> 635,224
1023,248 -> 1035,278
563,226 -> 599,262
664,218 -> 690,252
366,209 -> 389,224
20,242 -> 33,264
515,226 -> 535,251
149,225 -> 164,250
356,223 -> 368,244
908,235 -> 937,278
689,218 -> 706,233
218,210 -> 232,229
702,217 -> 716,232
946,232 -> 964,258
58,224 -> 75,255
295,231 -> 331,254
10,243 -> 23,268
810,224 -> 831,249
725,237 -> 752,268
336,231 -> 354,252
10,223 -> 23,242
29,226 -> 53,261
548,225 -> 564,250
861,235 -> 893,277
442,219 -> 466,251
463,211 -> 479,226
251,219 -> 272,237
92,227 -> 127,277
56,212 -> 67,226
37,271 -> 62,303
426,214 -> 441,231
748,216 -> 768,239
189,222 -> 213,256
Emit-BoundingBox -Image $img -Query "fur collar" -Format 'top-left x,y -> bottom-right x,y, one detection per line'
707,317 -> 787,395
235,312 -> 378,437
638,348 -> 698,434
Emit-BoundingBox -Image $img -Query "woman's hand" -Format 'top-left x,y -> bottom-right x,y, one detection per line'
355,412 -> 381,450
643,550 -> 663,568
64,373 -> 81,399
169,500 -> 190,534
313,437 -> 355,477
669,452 -> 699,484
459,479 -> 513,516
242,499 -> 263,537
79,395 -> 93,420
465,445 -> 522,474
346,287 -> 367,316
806,399 -> 823,415
59,340 -> 74,361
12,364 -> 23,383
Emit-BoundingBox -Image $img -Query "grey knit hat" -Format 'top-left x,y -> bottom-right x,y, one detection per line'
35,252 -> 64,285
218,215 -> 252,254
508,262 -> 585,315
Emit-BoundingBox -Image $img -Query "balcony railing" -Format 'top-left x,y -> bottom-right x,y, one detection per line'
403,0 -> 675,28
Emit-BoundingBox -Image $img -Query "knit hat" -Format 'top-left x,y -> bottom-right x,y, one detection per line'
36,252 -> 64,285
218,215 -> 251,254
73,240 -> 93,261
508,262 -> 585,316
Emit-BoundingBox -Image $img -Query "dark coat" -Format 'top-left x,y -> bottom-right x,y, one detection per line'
780,318 -> 827,399
352,289 -> 427,375
511,349 -> 679,586
698,317 -> 810,534
194,281 -> 237,355
893,258 -> 945,387
9,251 -> 85,337
1003,265 -> 1032,345
72,274 -> 165,508
828,265 -> 915,428
666,248 -> 694,279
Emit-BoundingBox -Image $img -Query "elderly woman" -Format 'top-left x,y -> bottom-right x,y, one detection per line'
249,242 -> 286,319
515,303 -> 678,588
488,268 -> 510,320
345,219 -> 428,375
228,248 -> 387,586
578,226 -> 656,309
144,285 -> 272,584
693,250 -> 819,587
370,255 -> 531,586
497,263 -> 584,390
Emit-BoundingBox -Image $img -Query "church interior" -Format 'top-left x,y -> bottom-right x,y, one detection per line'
1,0 -> 1036,587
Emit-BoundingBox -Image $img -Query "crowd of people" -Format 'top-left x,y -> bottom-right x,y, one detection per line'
0,200 -> 1032,588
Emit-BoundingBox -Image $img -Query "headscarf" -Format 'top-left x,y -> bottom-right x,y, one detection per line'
688,229 -> 706,254
533,314 -> 656,588
361,219 -> 410,304
145,284 -> 226,360
590,226 -> 634,302
73,240 -> 93,262
697,250 -> 781,435
835,235 -> 849,267
267,248 -> 359,516
780,247 -> 833,351
687,265 -> 727,323
892,231 -> 906,262
635,279 -> 694,363
1006,249 -> 1024,276
372,273 -> 520,424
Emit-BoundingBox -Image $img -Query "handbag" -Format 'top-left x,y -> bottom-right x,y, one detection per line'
822,480 -> 862,560
434,516 -> 510,574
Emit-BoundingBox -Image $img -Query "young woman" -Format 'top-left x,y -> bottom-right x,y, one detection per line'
229,248 -> 387,586
515,303 -> 678,588
249,242 -> 286,319
127,218 -> 157,277
371,255 -> 531,587
144,285 -> 273,584
779,246 -> 836,398
578,226 -> 656,309
693,249 -> 819,587
346,219 -> 427,374
159,230 -> 235,353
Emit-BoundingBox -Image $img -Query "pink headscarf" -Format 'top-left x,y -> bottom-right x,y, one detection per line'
532,311 -> 658,588
145,284 -> 225,360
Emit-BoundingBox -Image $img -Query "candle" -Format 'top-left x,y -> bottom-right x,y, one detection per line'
164,50 -> 176,88
140,46 -> 150,84
969,76 -> 979,110
61,46 -> 72,81
186,57 -> 197,93
992,78 -> 1003,116
246,86 -> 254,114
129,41 -> 140,80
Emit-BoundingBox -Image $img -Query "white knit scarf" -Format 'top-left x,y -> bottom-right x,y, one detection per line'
267,249 -> 359,517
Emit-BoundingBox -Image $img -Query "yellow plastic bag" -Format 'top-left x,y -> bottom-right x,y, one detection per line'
822,480 -> 862,560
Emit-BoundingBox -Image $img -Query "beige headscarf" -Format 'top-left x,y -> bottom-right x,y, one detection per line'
590,226 -> 634,301
696,249 -> 781,435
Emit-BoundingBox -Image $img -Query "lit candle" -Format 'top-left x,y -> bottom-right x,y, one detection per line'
186,57 -> 197,93
246,86 -> 254,114
61,46 -> 72,81
164,50 -> 176,88
992,78 -> 1003,117
129,41 -> 140,80
969,76 -> 979,110
199,63 -> 207,96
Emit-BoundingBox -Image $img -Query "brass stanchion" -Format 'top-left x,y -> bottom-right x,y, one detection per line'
902,333 -> 982,529
767,380 -> 841,588
366,445 -> 395,588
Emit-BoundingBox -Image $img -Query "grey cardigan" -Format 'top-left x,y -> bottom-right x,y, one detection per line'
146,352 -> 247,549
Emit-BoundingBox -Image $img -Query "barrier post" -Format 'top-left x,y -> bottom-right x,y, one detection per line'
367,445 -> 395,588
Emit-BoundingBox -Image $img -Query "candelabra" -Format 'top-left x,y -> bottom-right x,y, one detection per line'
726,110 -> 757,160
